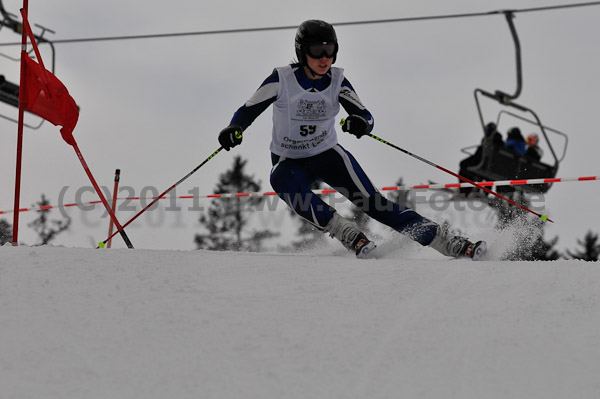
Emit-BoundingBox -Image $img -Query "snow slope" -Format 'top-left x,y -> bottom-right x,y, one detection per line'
1,244 -> 599,399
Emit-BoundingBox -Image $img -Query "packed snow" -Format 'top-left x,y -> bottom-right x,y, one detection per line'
1,237 -> 599,399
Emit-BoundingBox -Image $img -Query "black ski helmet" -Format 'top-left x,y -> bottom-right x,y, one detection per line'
295,20 -> 338,66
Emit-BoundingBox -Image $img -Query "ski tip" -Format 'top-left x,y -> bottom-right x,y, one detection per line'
469,241 -> 487,261
356,240 -> 377,259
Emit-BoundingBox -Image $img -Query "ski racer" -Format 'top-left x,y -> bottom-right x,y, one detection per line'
217,19 -> 486,260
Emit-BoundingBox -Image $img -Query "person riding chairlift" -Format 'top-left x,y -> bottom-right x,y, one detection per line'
457,122 -> 503,195
504,127 -> 526,155
525,133 -> 543,161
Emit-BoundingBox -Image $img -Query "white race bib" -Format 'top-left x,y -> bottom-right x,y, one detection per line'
270,65 -> 344,158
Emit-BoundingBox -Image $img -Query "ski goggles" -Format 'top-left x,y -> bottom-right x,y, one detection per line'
305,43 -> 337,59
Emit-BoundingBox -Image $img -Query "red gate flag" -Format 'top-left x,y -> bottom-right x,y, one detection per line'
13,3 -> 134,248
21,54 -> 79,145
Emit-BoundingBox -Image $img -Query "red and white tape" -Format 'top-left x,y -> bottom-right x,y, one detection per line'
2,175 -> 597,215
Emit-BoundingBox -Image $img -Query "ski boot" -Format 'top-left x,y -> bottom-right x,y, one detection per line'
429,223 -> 487,261
324,213 -> 376,259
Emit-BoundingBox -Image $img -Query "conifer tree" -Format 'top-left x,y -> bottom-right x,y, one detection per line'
490,191 -> 561,260
567,230 -> 600,261
387,177 -> 415,210
489,190 -> 529,229
28,194 -> 71,245
0,219 -> 12,245
195,156 -> 278,251
349,177 -> 413,238
530,235 -> 562,261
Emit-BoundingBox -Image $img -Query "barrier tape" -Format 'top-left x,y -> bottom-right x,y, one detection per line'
2,175 -> 597,215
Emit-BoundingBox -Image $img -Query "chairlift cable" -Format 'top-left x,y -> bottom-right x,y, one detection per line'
0,1 -> 599,46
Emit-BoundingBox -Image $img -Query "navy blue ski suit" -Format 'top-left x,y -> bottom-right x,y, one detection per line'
229,64 -> 437,245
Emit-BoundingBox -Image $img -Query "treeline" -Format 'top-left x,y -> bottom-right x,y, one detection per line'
1,156 -> 598,261
192,155 -> 599,261
1,194 -> 70,246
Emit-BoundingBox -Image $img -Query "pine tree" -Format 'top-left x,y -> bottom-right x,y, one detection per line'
501,229 -> 562,261
195,156 -> 278,251
489,190 -> 529,229
347,177 -> 413,239
0,219 -> 12,245
490,191 -> 561,260
28,194 -> 71,245
387,177 -> 415,210
567,230 -> 600,261
530,235 -> 562,261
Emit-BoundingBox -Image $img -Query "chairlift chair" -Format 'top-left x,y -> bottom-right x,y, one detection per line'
459,11 -> 568,194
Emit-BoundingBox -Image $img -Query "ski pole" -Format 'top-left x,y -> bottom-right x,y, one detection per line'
97,146 -> 224,248
359,128 -> 553,223
106,169 -> 121,249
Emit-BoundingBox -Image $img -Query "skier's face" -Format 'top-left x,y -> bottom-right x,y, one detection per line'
305,54 -> 332,78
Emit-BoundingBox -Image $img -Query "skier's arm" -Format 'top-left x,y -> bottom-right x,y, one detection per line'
229,69 -> 279,130
339,77 -> 374,134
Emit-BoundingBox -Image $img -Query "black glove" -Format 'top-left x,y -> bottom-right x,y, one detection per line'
341,115 -> 369,138
218,124 -> 243,151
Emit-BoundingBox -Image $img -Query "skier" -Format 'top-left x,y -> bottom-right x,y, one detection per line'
217,19 -> 486,260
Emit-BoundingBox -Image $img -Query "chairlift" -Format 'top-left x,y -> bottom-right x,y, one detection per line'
459,11 -> 568,194
0,0 -> 56,129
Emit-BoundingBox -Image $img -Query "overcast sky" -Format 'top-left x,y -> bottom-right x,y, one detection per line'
1,0 -> 598,251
